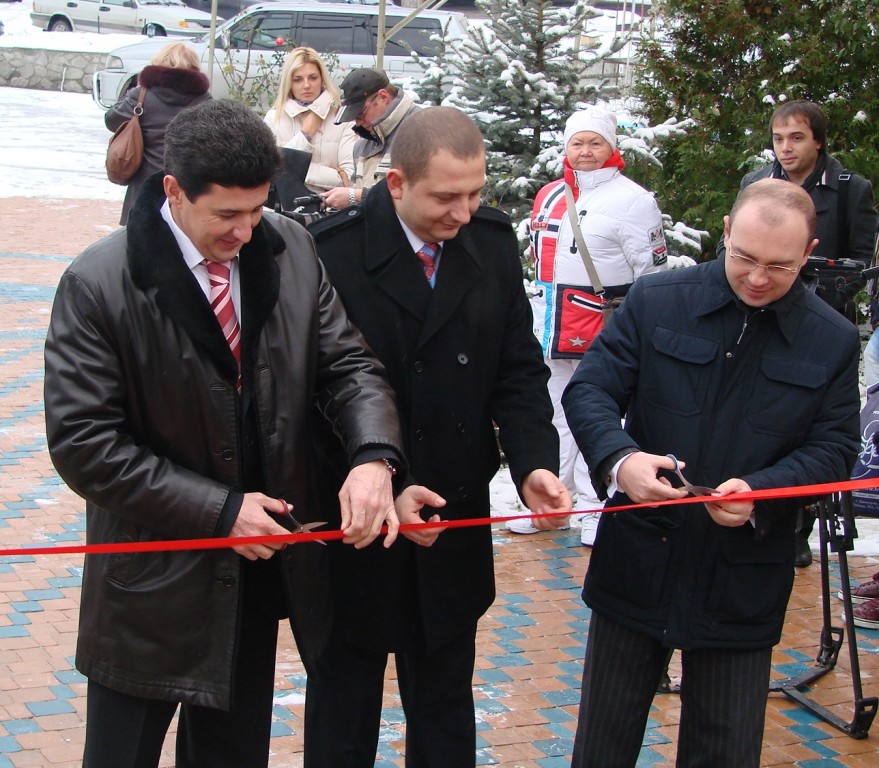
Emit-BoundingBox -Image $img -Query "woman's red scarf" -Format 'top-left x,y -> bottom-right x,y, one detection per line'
562,150 -> 626,192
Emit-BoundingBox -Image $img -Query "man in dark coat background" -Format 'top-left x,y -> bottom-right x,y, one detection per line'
723,100 -> 877,272
304,106 -> 571,767
563,178 -> 860,767
44,100 -> 404,768
718,99 -> 877,566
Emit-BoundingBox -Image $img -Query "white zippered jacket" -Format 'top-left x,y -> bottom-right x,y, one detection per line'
531,161 -> 668,357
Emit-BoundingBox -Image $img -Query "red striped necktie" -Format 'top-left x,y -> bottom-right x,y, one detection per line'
416,242 -> 440,283
205,260 -> 241,392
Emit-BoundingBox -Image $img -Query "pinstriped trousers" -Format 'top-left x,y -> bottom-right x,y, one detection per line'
571,611 -> 773,768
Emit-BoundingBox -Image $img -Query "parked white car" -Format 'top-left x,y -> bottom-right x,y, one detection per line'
32,0 -> 218,37
93,0 -> 468,108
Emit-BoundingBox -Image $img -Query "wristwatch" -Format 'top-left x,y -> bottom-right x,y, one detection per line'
348,189 -> 357,206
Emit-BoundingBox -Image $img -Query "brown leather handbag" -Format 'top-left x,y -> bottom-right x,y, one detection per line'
106,87 -> 147,185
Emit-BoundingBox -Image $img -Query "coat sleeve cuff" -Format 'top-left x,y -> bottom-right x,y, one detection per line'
595,447 -> 639,499
215,490 -> 245,538
350,445 -> 407,496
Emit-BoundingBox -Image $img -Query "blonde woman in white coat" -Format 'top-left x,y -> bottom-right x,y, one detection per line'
265,47 -> 355,192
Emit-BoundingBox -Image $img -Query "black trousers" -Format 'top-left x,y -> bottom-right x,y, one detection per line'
571,611 -> 772,768
82,564 -> 281,768
304,624 -> 478,768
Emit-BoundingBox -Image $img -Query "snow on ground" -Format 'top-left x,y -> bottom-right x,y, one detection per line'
0,86 -> 125,199
0,0 -> 140,49
0,0 -> 877,555
1,1 -> 49,38
0,0 -> 132,199
850,517 -> 879,558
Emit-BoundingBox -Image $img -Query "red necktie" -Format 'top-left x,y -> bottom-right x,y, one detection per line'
205,261 -> 241,392
416,242 -> 440,283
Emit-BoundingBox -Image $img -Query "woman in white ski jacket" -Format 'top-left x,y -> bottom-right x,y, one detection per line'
509,107 -> 668,543
265,47 -> 355,192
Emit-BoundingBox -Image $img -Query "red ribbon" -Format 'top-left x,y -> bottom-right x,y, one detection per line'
2,477 -> 877,558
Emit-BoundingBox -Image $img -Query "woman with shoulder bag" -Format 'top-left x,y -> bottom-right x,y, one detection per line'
508,107 -> 668,544
105,42 -> 211,225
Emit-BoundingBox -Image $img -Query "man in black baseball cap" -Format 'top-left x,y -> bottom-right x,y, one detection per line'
322,67 -> 420,209
334,67 -> 390,125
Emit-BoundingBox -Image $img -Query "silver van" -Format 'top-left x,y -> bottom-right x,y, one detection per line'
93,0 -> 468,108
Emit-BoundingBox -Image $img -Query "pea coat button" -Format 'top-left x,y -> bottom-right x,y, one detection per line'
457,422 -> 466,433
415,429 -> 425,441
458,486 -> 468,498
222,449 -> 234,461
457,353 -> 469,365
218,576 -> 236,587
413,361 -> 424,373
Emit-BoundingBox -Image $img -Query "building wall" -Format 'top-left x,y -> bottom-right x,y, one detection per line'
0,47 -> 105,93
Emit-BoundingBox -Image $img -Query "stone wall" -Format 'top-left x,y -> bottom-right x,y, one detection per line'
0,48 -> 106,93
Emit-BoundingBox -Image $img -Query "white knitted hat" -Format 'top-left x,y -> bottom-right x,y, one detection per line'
563,107 -> 618,150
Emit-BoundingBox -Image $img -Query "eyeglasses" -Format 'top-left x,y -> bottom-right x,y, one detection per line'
357,94 -> 380,120
727,247 -> 801,276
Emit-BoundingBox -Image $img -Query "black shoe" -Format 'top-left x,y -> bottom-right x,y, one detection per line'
794,533 -> 813,568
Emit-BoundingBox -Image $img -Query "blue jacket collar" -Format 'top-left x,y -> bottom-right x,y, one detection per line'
696,256 -> 806,344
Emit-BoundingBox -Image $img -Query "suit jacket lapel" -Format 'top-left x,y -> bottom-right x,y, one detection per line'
239,220 -> 282,358
364,183 -> 433,324
361,181 -> 482,350
416,229 -> 481,351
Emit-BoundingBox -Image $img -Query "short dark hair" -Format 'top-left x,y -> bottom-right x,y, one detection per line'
729,178 -> 817,244
769,100 -> 827,149
164,100 -> 282,200
391,107 -> 485,182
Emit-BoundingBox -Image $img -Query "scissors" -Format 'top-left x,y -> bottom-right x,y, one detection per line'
278,501 -> 327,545
665,455 -> 718,496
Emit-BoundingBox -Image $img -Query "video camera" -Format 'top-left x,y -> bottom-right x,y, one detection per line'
266,148 -> 329,225
277,194 -> 328,227
800,256 -> 867,324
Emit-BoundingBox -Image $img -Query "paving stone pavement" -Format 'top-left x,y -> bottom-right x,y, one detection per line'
0,198 -> 878,766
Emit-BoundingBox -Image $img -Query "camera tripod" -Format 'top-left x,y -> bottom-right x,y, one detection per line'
768,492 -> 878,738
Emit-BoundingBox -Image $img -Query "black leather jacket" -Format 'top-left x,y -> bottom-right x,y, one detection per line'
44,178 -> 402,709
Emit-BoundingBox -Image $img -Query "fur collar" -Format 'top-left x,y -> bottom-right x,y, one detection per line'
126,174 -> 284,382
138,65 -> 210,95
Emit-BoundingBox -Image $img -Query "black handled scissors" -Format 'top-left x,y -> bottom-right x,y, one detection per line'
665,455 -> 718,496
278,501 -> 327,545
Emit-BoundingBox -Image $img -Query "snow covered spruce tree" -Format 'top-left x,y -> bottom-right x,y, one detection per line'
409,0 -> 622,221
635,0 -> 879,247
404,0 -> 705,262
